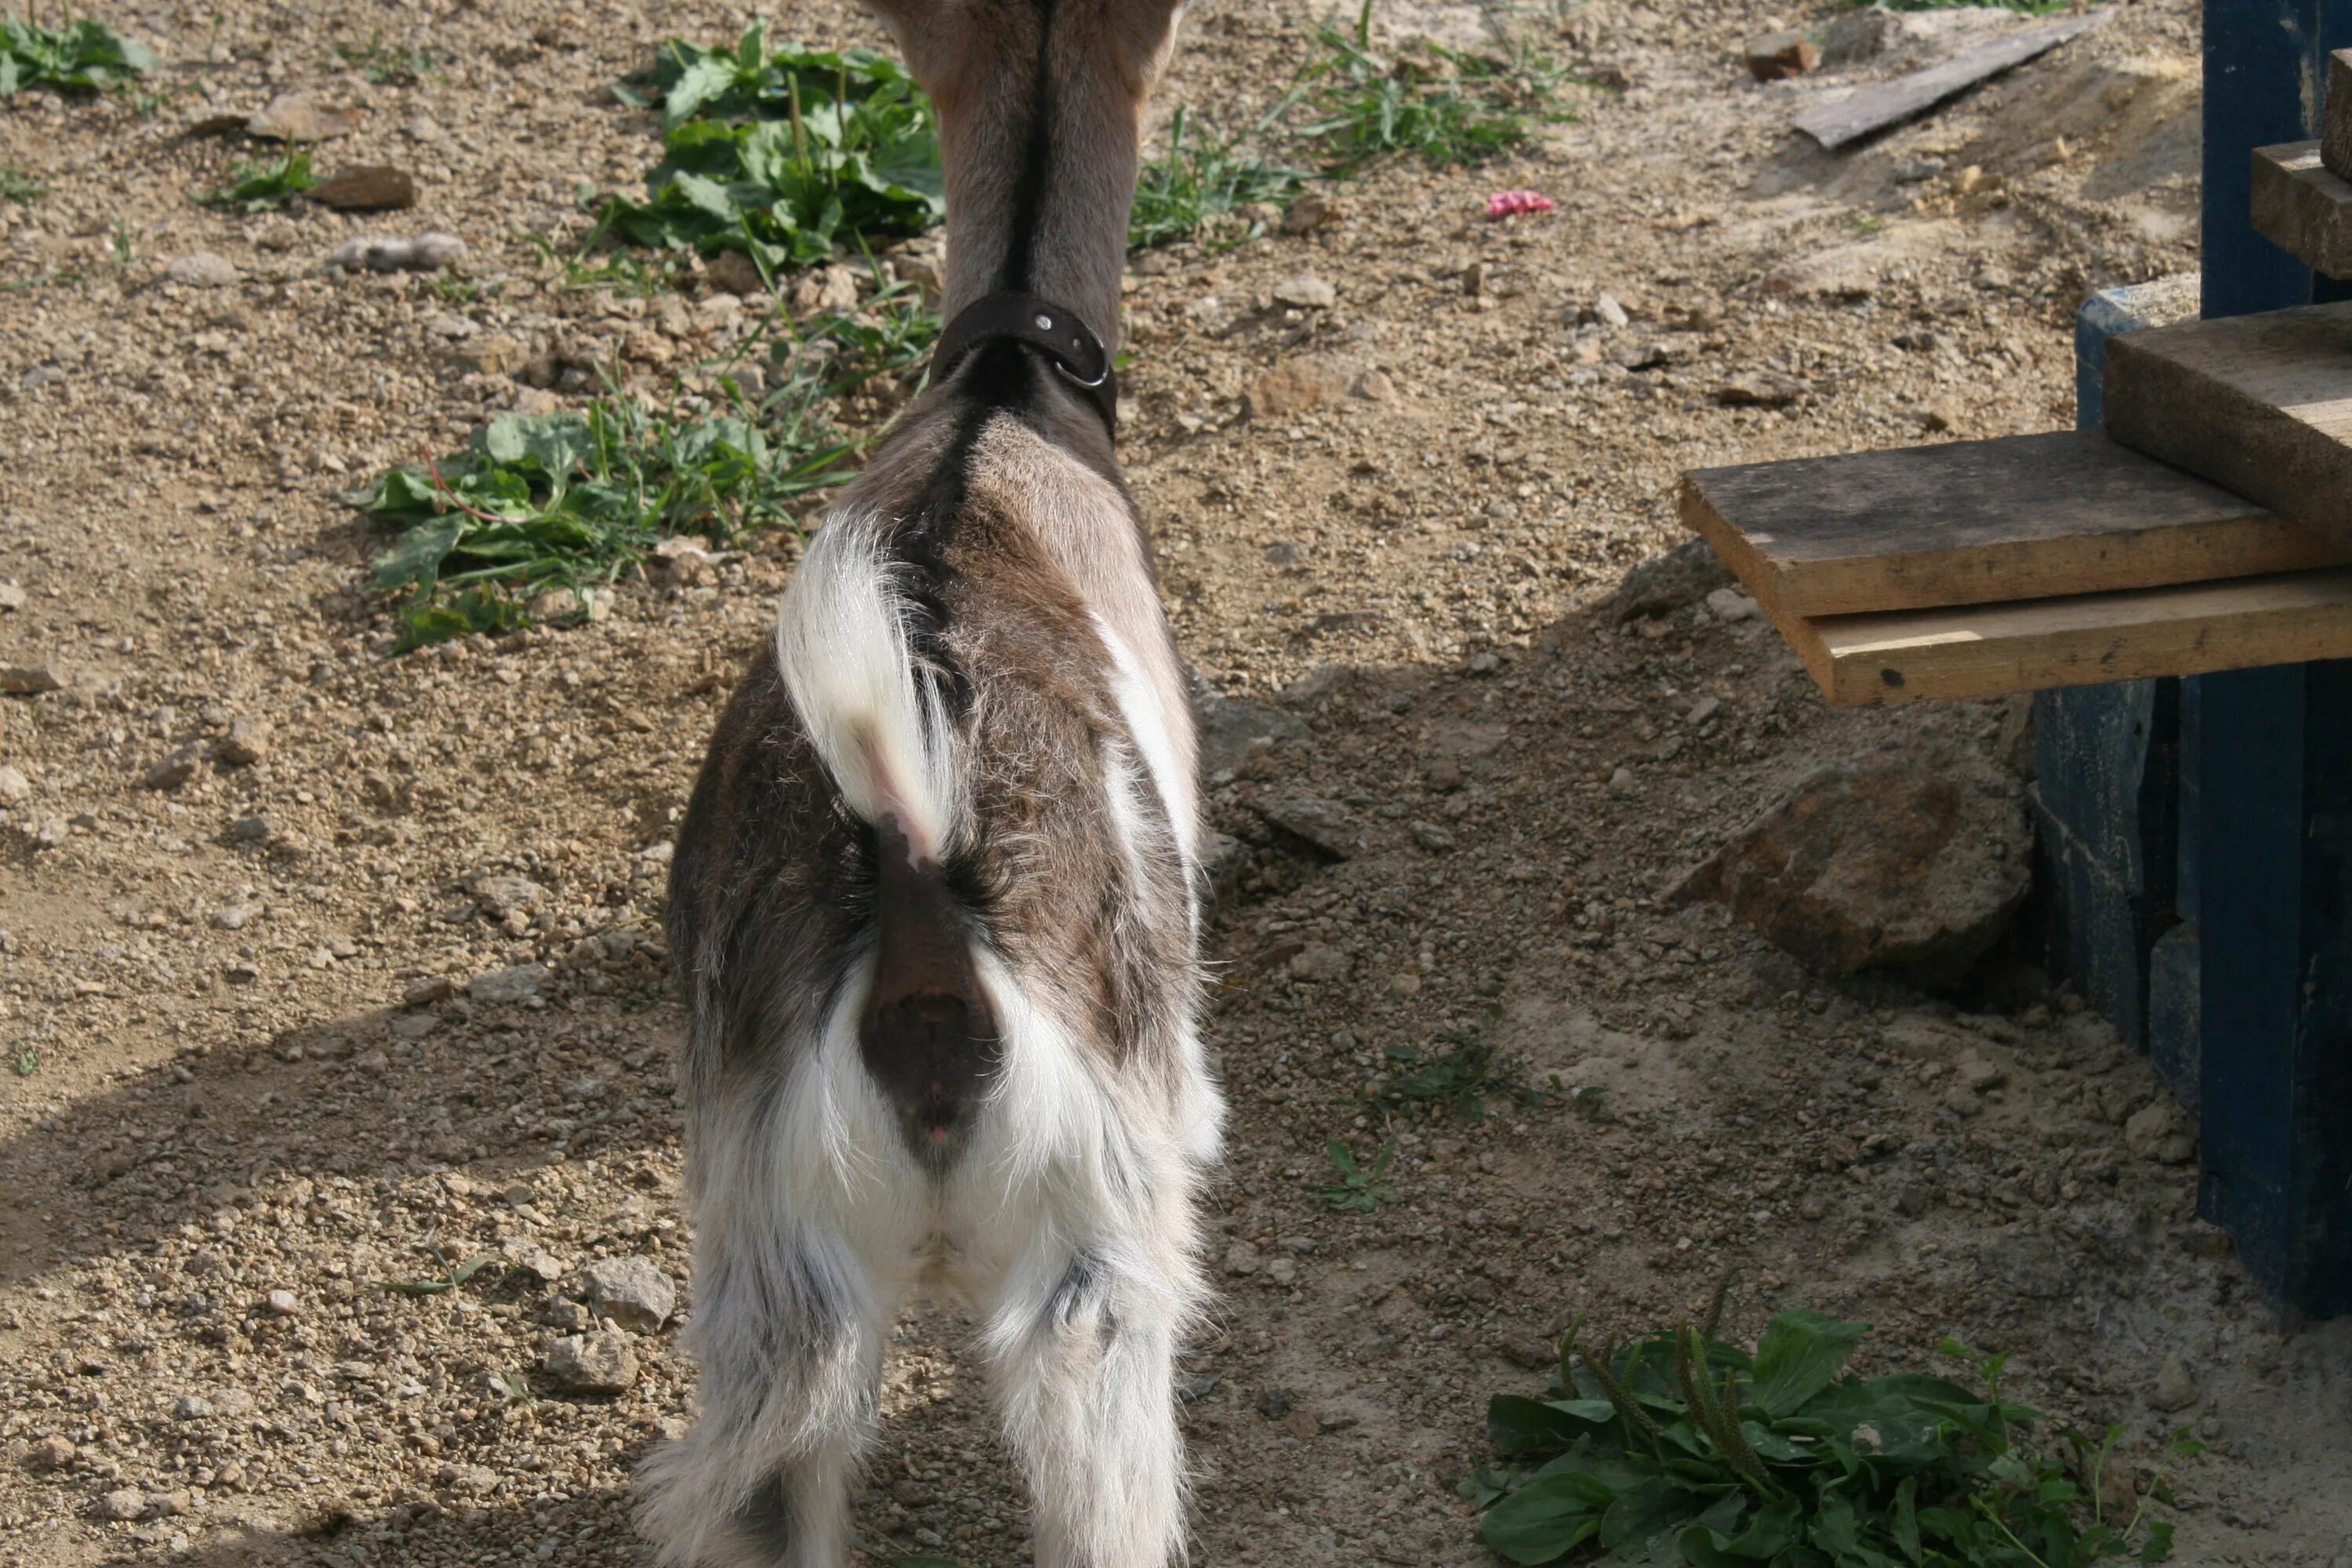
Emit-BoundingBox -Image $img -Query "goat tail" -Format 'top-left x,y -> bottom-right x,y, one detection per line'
774,510 -> 961,860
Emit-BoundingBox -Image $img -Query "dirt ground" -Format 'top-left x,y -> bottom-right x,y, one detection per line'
4,0 -> 2350,1565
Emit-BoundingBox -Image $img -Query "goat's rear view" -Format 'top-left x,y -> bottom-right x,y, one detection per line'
641,4 -> 1221,1566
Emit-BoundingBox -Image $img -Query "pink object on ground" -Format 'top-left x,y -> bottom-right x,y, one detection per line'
1486,190 -> 1555,219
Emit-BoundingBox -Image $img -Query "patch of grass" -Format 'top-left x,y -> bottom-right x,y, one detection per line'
1470,1306 -> 2198,1566
0,11 -> 156,96
10,1043 -> 39,1076
1367,1026 -> 1544,1122
1130,106 -> 1308,251
1,165 -> 46,202
203,146 -> 318,212
597,24 -> 945,273
354,299 -> 931,650
335,29 -> 436,85
1285,0 -> 1569,174
1316,1139 -> 1399,1212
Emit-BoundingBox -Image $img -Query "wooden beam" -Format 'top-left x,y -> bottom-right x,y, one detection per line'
2252,141 -> 2352,278
2104,301 -> 2352,552
1681,430 -> 2340,619
1781,568 -> 2352,706
1792,9 -> 2111,151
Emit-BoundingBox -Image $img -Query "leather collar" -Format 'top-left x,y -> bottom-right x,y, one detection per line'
932,291 -> 1117,437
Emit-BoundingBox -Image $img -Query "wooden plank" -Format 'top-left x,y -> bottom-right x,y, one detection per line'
2326,48 -> 2352,179
1680,430 -> 2339,619
2104,301 -> 2352,552
1792,9 -> 2112,151
2251,141 -> 2352,278
1779,567 -> 2352,707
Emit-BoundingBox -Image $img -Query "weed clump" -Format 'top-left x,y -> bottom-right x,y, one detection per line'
1472,1305 -> 2198,1566
1,12 -> 154,96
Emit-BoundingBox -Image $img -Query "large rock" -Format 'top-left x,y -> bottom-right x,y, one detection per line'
1608,539 -> 1734,622
581,1256 -> 675,1331
1671,739 -> 2030,983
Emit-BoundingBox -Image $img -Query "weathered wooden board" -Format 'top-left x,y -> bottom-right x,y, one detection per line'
1784,568 -> 2352,706
2251,141 -> 2352,278
2326,49 -> 2352,179
1681,430 -> 2339,619
2104,301 -> 2352,552
1792,9 -> 2112,151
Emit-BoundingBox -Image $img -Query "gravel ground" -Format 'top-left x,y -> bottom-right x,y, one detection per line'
4,1 -> 2350,1565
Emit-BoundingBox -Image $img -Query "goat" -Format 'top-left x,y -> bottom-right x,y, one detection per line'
638,4 -> 1221,1565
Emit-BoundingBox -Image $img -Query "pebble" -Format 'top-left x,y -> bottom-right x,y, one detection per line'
1264,1256 -> 1298,1287
425,312 -> 478,339
211,902 -> 262,931
1592,292 -> 1631,329
1409,821 -> 1457,852
34,1435 -> 74,1469
248,91 -> 362,142
173,1394 -> 215,1420
264,1290 -> 299,1316
141,747 -> 202,790
33,817 -> 70,848
0,662 -> 65,695
470,873 -> 549,917
1288,942 -> 1352,982
1271,274 -> 1337,309
582,1255 -> 676,1331
227,815 -> 271,844
469,963 -> 550,1004
1704,586 -> 1760,622
546,1331 -> 640,1395
216,716 -> 270,767
0,764 -> 31,804
0,580 -> 24,611
2152,1352 -> 2198,1411
312,165 -> 419,212
1222,1242 -> 1261,1276
164,252 -> 239,289
332,233 -> 469,274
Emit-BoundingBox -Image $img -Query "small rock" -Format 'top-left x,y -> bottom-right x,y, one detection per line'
216,717 -> 270,767
1257,1387 -> 1295,1419
1280,192 -> 1342,234
226,815 -> 271,845
1264,1256 -> 1298,1287
1746,29 -> 1820,81
249,92 -> 363,142
212,901 -> 262,931
1610,539 -> 1733,621
1410,821 -> 1457,853
1704,586 -> 1761,622
1918,402 -> 1959,434
452,332 -> 530,376
331,232 -> 468,274
0,580 -> 24,611
2124,1098 -> 2193,1162
703,249 -> 768,297
1272,274 -> 1336,309
501,1237 -> 570,1284
1686,695 -> 1722,727
1352,367 -> 1395,401
1715,370 -> 1807,408
1288,943 -> 1353,983
264,1290 -> 299,1316
1243,358 -> 1345,420
1222,1243 -> 1261,1277
545,1294 -> 591,1331
142,748 -> 203,790
404,976 -> 456,1007
1175,1372 -> 1221,1402
390,1013 -> 437,1040
527,586 -> 580,621
444,1463 -> 499,1496
1248,794 -> 1354,860
543,1335 -> 635,1392
1608,766 -> 1636,797
33,1435 -> 74,1469
2151,1353 -> 2198,1412
1,662 -> 66,695
582,1256 -> 676,1331
32,816 -> 70,849
172,1395 -> 215,1421
470,873 -> 549,919
1592,292 -> 1631,329
790,264 -> 860,317
1941,1085 -> 1983,1117
0,764 -> 31,804
311,165 -> 418,211
165,252 -> 240,289
99,1487 -> 149,1522
1955,1054 -> 2008,1093
469,963 -> 550,1004
1192,685 -> 1306,776
424,312 -> 477,339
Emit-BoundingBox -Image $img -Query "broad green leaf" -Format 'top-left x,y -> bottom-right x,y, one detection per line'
372,517 -> 466,590
1751,1310 -> 1871,1417
1478,1473 -> 1612,1566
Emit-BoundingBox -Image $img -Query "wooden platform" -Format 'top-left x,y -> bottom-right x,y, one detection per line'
2104,300 -> 2352,551
1679,430 -> 2339,619
1791,568 -> 2352,706
2251,141 -> 2352,279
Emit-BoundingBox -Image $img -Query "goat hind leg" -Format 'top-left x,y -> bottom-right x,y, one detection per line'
985,1241 -> 1192,1568
635,1229 -> 890,1568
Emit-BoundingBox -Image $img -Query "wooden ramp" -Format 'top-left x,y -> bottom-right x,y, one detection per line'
1681,427 -> 2352,707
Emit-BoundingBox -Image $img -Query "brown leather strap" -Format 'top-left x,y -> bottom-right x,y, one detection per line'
933,291 -> 1117,436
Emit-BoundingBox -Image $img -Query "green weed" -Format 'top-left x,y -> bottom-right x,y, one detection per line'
203,146 -> 318,212
1130,106 -> 1308,251
379,1252 -> 497,1297
1316,1139 -> 1399,1212
1285,0 -> 1568,174
598,24 -> 945,273
0,11 -> 155,96
1367,1028 -> 1544,1122
108,217 -> 130,264
1471,1310 -> 2198,1566
0,165 -> 43,202
334,29 -> 436,85
10,1043 -> 39,1076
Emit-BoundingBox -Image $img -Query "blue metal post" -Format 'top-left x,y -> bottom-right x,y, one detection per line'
2190,0 -> 2352,1319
